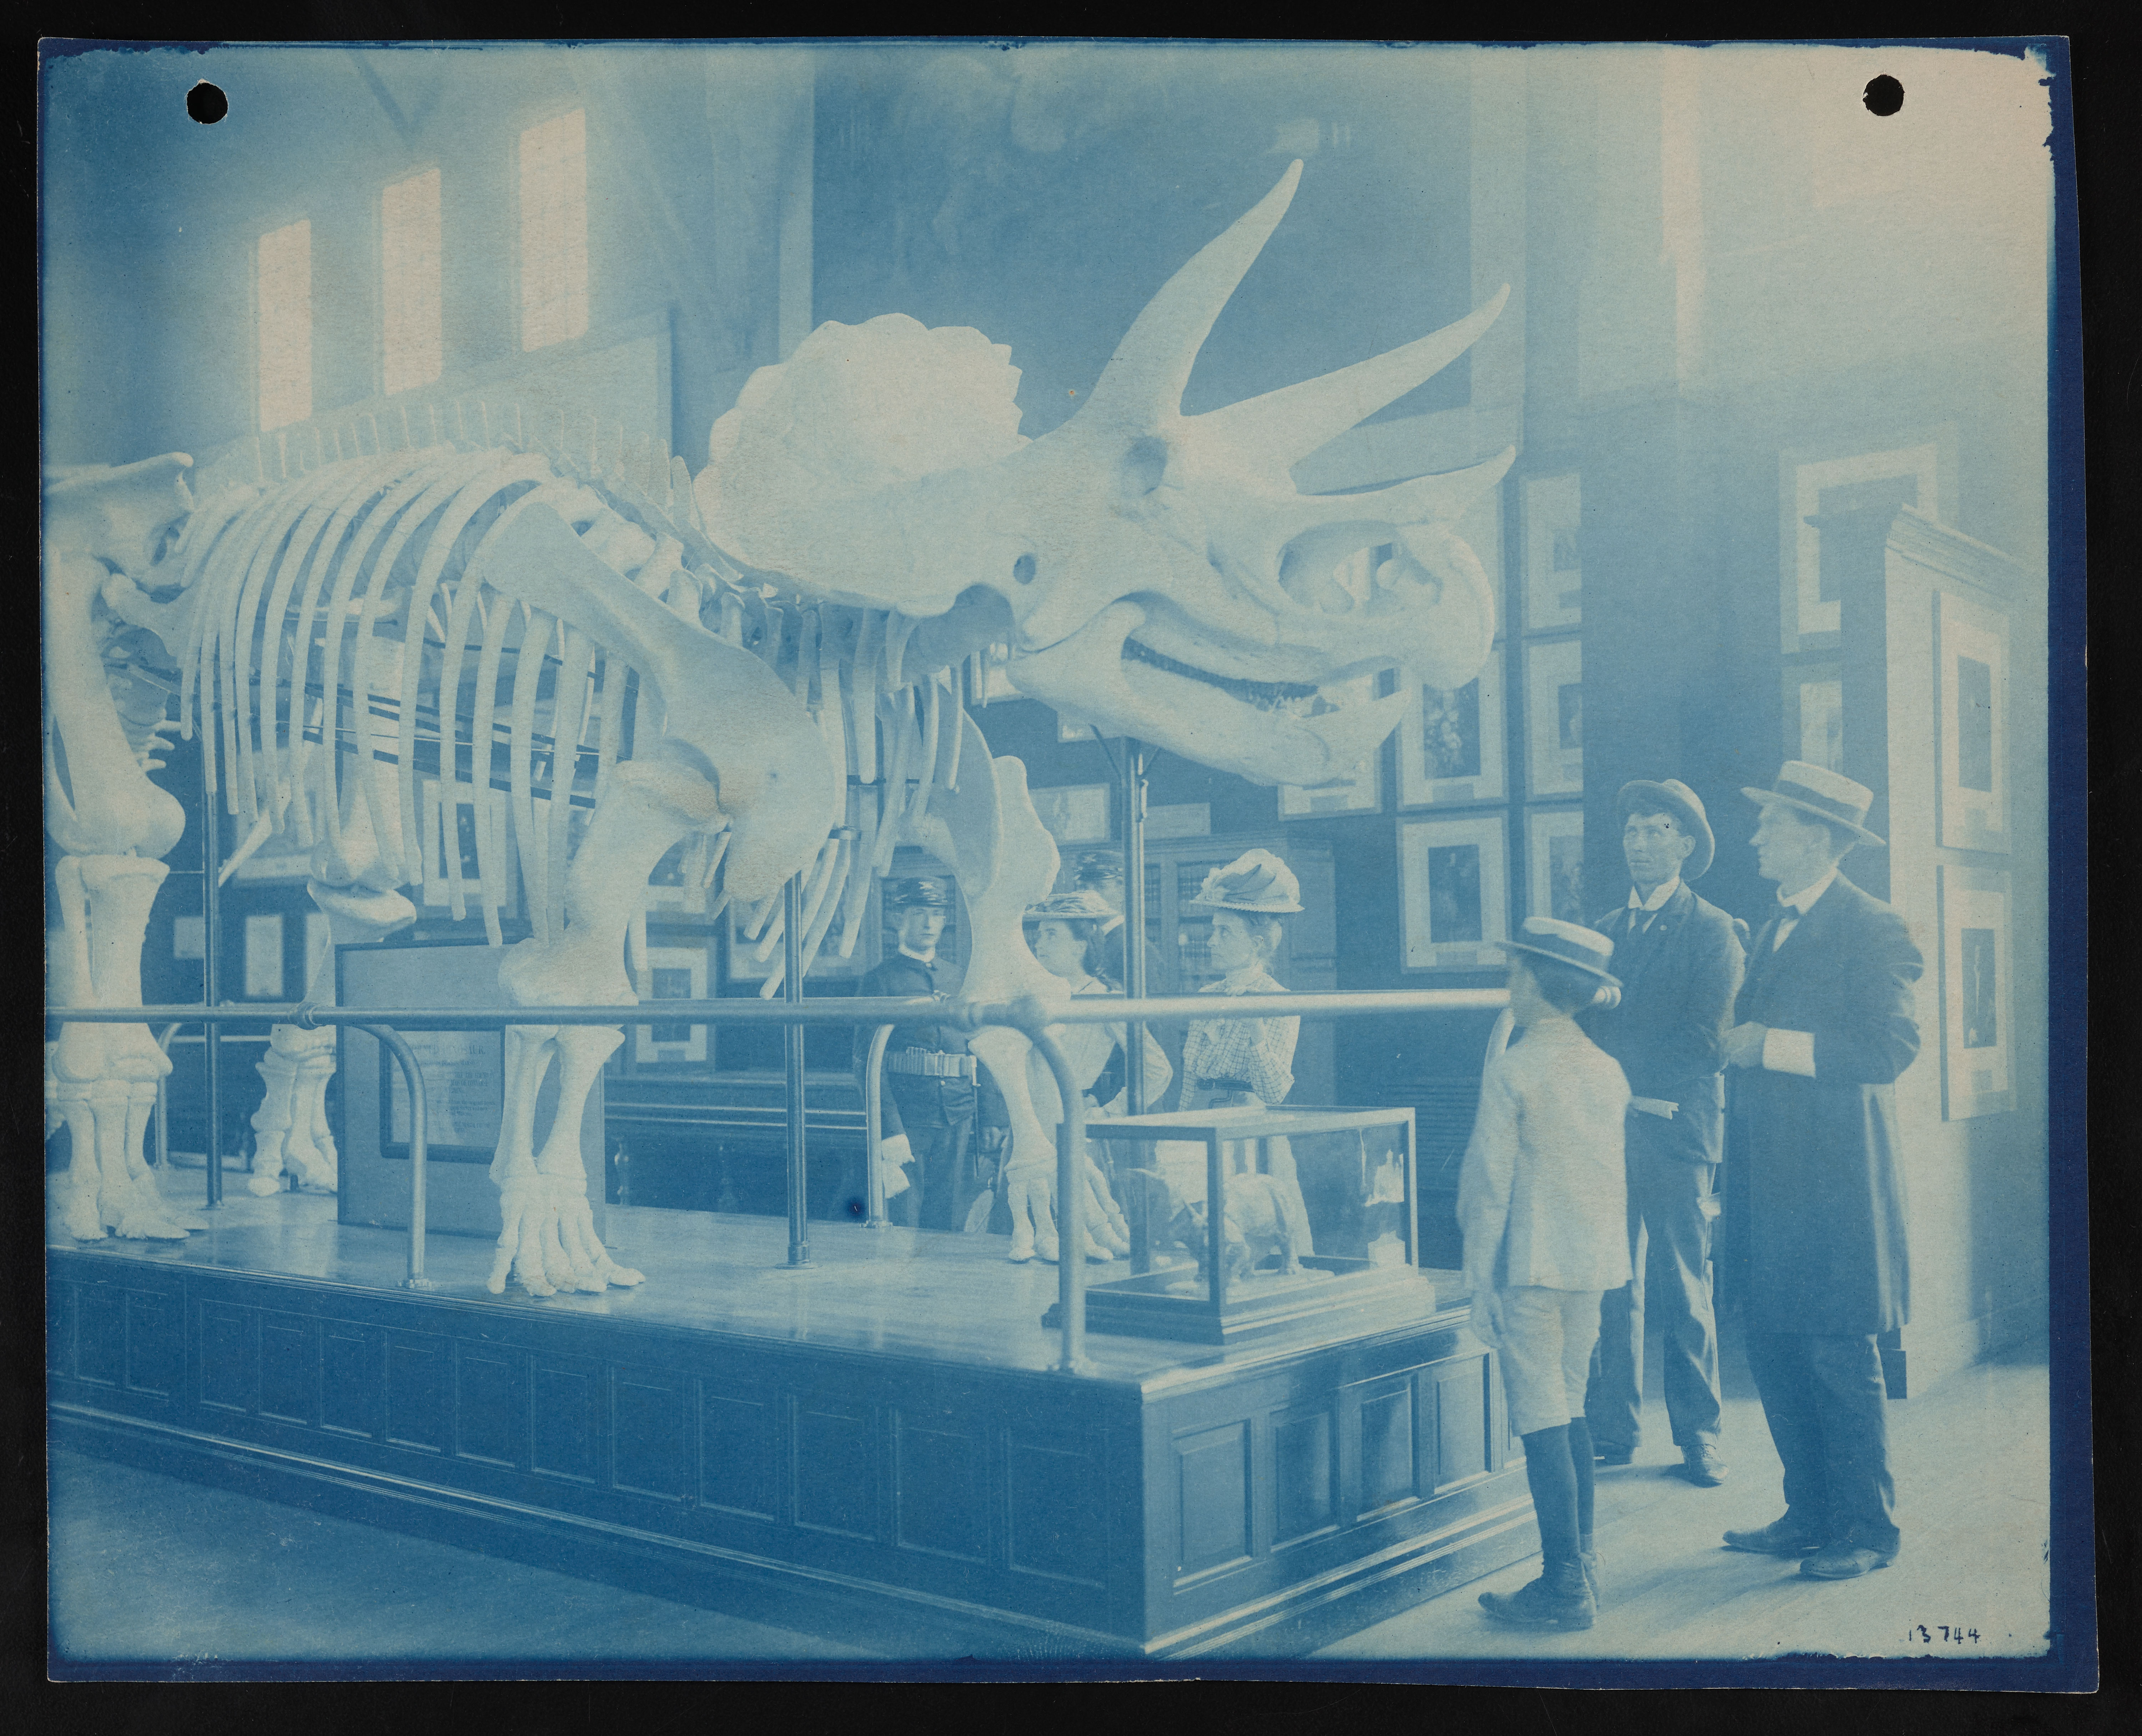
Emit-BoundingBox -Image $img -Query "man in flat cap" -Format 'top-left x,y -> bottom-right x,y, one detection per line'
852,878 -> 1007,1233
1578,780 -> 1744,1488
1720,763 -> 1922,1581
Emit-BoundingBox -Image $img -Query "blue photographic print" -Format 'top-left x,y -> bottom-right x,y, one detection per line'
40,38 -> 2087,1688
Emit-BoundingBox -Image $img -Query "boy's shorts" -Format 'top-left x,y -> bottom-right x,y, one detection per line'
1495,1285 -> 1605,1437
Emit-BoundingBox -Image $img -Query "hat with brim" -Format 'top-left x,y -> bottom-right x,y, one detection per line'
1616,778 -> 1715,881
887,877 -> 954,910
1742,760 -> 1885,847
1185,848 -> 1303,915
1024,890 -> 1117,925
1501,916 -> 1620,987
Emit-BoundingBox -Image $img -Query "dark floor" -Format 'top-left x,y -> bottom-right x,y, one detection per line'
49,1317 -> 2052,1670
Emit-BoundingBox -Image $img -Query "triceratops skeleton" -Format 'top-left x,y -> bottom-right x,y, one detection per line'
44,162 -> 1508,1297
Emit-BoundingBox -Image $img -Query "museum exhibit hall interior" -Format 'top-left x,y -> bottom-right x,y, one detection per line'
40,41 -> 2065,1669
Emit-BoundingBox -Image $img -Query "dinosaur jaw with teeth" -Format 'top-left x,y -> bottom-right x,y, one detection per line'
1009,600 -> 1411,788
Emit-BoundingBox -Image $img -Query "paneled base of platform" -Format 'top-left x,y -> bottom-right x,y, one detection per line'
47,1199 -> 1535,1659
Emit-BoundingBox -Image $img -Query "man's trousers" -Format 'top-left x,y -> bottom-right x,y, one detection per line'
1743,1328 -> 1900,1553
1583,1135 -> 1724,1454
885,1078 -> 985,1234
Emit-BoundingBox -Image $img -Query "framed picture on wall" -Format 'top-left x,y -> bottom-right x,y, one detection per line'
1779,440 -> 1942,653
1523,638 -> 1584,797
242,913 -> 285,998
1399,814 -> 1509,972
1397,645 -> 1506,807
1281,672 -> 1386,816
1938,865 -> 2013,1119
1525,806 -> 1588,926
1783,664 -> 1846,774
1031,784 -> 1114,845
1522,472 -> 1583,631
1935,590 -> 2011,852
633,941 -> 711,1067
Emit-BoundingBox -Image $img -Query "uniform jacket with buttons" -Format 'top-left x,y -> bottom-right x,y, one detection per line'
850,950 -> 1007,1142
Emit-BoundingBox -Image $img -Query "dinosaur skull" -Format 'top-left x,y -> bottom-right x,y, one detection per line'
696,161 -> 1509,787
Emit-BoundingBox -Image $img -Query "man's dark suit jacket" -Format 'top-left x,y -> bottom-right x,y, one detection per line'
1722,872 -> 1922,1336
1578,881 -> 1745,1169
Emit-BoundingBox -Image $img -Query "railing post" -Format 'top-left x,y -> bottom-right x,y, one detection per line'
783,874 -> 810,1268
1028,1025 -> 1088,1375
154,1023 -> 182,1172
200,744 -> 223,1209
863,1023 -> 894,1229
347,1020 -> 435,1290
1123,739 -> 1149,1113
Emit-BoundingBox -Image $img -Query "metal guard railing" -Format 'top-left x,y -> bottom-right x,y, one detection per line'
48,988 -> 1510,1374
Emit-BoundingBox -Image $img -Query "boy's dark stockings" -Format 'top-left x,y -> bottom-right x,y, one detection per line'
1567,1415 -> 1597,1541
1520,1423 -> 1594,1564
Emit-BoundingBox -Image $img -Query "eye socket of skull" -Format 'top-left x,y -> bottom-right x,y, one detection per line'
1119,435 -> 1170,500
1013,553 -> 1037,585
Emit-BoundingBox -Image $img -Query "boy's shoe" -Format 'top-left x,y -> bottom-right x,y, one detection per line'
1579,1543 -> 1602,1604
1722,1515 -> 1827,1556
1593,1442 -> 1635,1466
1479,1559 -> 1596,1631
1679,1443 -> 1728,1485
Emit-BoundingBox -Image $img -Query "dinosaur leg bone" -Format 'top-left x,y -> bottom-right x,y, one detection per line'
249,878 -> 416,1195
49,857 -> 192,1240
918,718 -> 1129,1263
484,757 -> 721,1297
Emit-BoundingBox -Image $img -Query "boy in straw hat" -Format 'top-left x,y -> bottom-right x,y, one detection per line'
1461,917 -> 1632,1631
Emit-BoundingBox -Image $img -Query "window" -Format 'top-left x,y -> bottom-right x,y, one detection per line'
519,108 -> 588,350
256,218 -> 312,431
381,167 -> 443,396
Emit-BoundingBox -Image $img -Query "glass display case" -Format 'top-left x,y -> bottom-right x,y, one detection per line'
1064,1104 -> 1427,1344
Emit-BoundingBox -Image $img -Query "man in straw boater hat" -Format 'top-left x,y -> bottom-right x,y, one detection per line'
1719,761 -> 1923,1581
1578,780 -> 1746,1489
1462,917 -> 1631,1631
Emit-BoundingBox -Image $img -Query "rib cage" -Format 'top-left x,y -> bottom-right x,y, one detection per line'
172,416 -> 989,998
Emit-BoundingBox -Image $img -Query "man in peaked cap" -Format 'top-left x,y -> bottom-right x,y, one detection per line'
1577,780 -> 1746,1488
851,877 -> 1007,1233
1719,762 -> 1923,1581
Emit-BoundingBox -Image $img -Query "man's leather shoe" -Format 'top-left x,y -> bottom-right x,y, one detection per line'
1594,1443 -> 1635,1466
1722,1516 -> 1826,1556
1679,1442 -> 1728,1486
1800,1542 -> 1896,1580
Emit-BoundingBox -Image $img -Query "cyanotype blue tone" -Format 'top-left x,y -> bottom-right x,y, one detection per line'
40,40 -> 2085,1685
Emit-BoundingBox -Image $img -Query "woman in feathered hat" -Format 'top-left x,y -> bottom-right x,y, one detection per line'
1157,850 -> 1318,1257
1178,849 -> 1304,1114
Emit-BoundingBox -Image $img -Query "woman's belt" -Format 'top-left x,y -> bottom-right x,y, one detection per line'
887,1047 -> 978,1081
1191,1076 -> 1254,1096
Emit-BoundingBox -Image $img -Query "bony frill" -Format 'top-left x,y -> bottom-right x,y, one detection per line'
1185,848 -> 1304,915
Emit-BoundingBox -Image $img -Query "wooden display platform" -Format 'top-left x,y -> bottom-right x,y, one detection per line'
47,1196 -> 1536,1658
